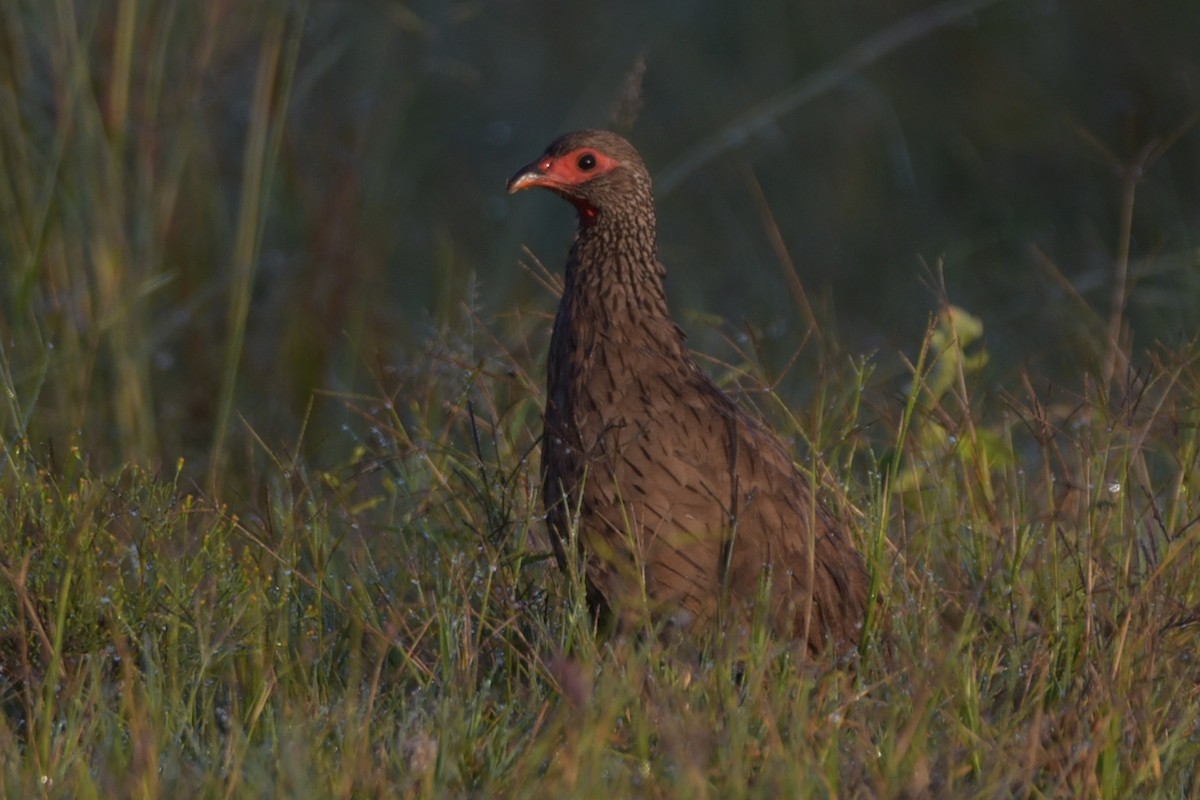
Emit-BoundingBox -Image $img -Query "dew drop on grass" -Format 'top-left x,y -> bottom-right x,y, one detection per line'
1107,481 -> 1120,494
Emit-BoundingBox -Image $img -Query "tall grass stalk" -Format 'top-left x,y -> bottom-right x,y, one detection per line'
209,7 -> 306,493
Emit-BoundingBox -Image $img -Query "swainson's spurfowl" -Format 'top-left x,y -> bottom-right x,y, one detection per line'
507,130 -> 868,653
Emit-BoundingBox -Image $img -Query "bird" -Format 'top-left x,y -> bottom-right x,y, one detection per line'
507,130 -> 868,654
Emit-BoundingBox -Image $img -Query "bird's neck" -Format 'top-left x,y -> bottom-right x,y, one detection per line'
565,214 -> 670,321
549,213 -> 696,415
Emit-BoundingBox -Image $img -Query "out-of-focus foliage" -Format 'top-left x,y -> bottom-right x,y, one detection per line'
2,0 -> 1198,470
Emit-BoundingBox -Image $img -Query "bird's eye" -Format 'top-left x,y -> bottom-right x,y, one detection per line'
577,153 -> 597,171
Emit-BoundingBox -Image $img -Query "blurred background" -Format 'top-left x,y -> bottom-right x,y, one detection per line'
2,0 -> 1199,479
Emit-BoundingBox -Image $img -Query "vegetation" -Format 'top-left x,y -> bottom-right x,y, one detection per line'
2,1 -> 1199,797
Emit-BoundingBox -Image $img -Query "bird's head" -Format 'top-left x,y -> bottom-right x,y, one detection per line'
507,130 -> 653,227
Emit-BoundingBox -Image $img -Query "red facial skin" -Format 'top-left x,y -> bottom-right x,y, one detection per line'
506,147 -> 623,225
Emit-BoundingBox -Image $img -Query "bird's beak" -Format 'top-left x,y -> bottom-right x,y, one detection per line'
506,159 -> 553,194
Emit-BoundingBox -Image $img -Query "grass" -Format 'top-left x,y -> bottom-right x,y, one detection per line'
3,3 -> 1200,798
3,296 -> 1199,797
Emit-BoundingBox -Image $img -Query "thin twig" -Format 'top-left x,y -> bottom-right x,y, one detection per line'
745,169 -> 822,347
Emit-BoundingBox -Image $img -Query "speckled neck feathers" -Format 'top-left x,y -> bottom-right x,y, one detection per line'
562,168 -> 675,347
